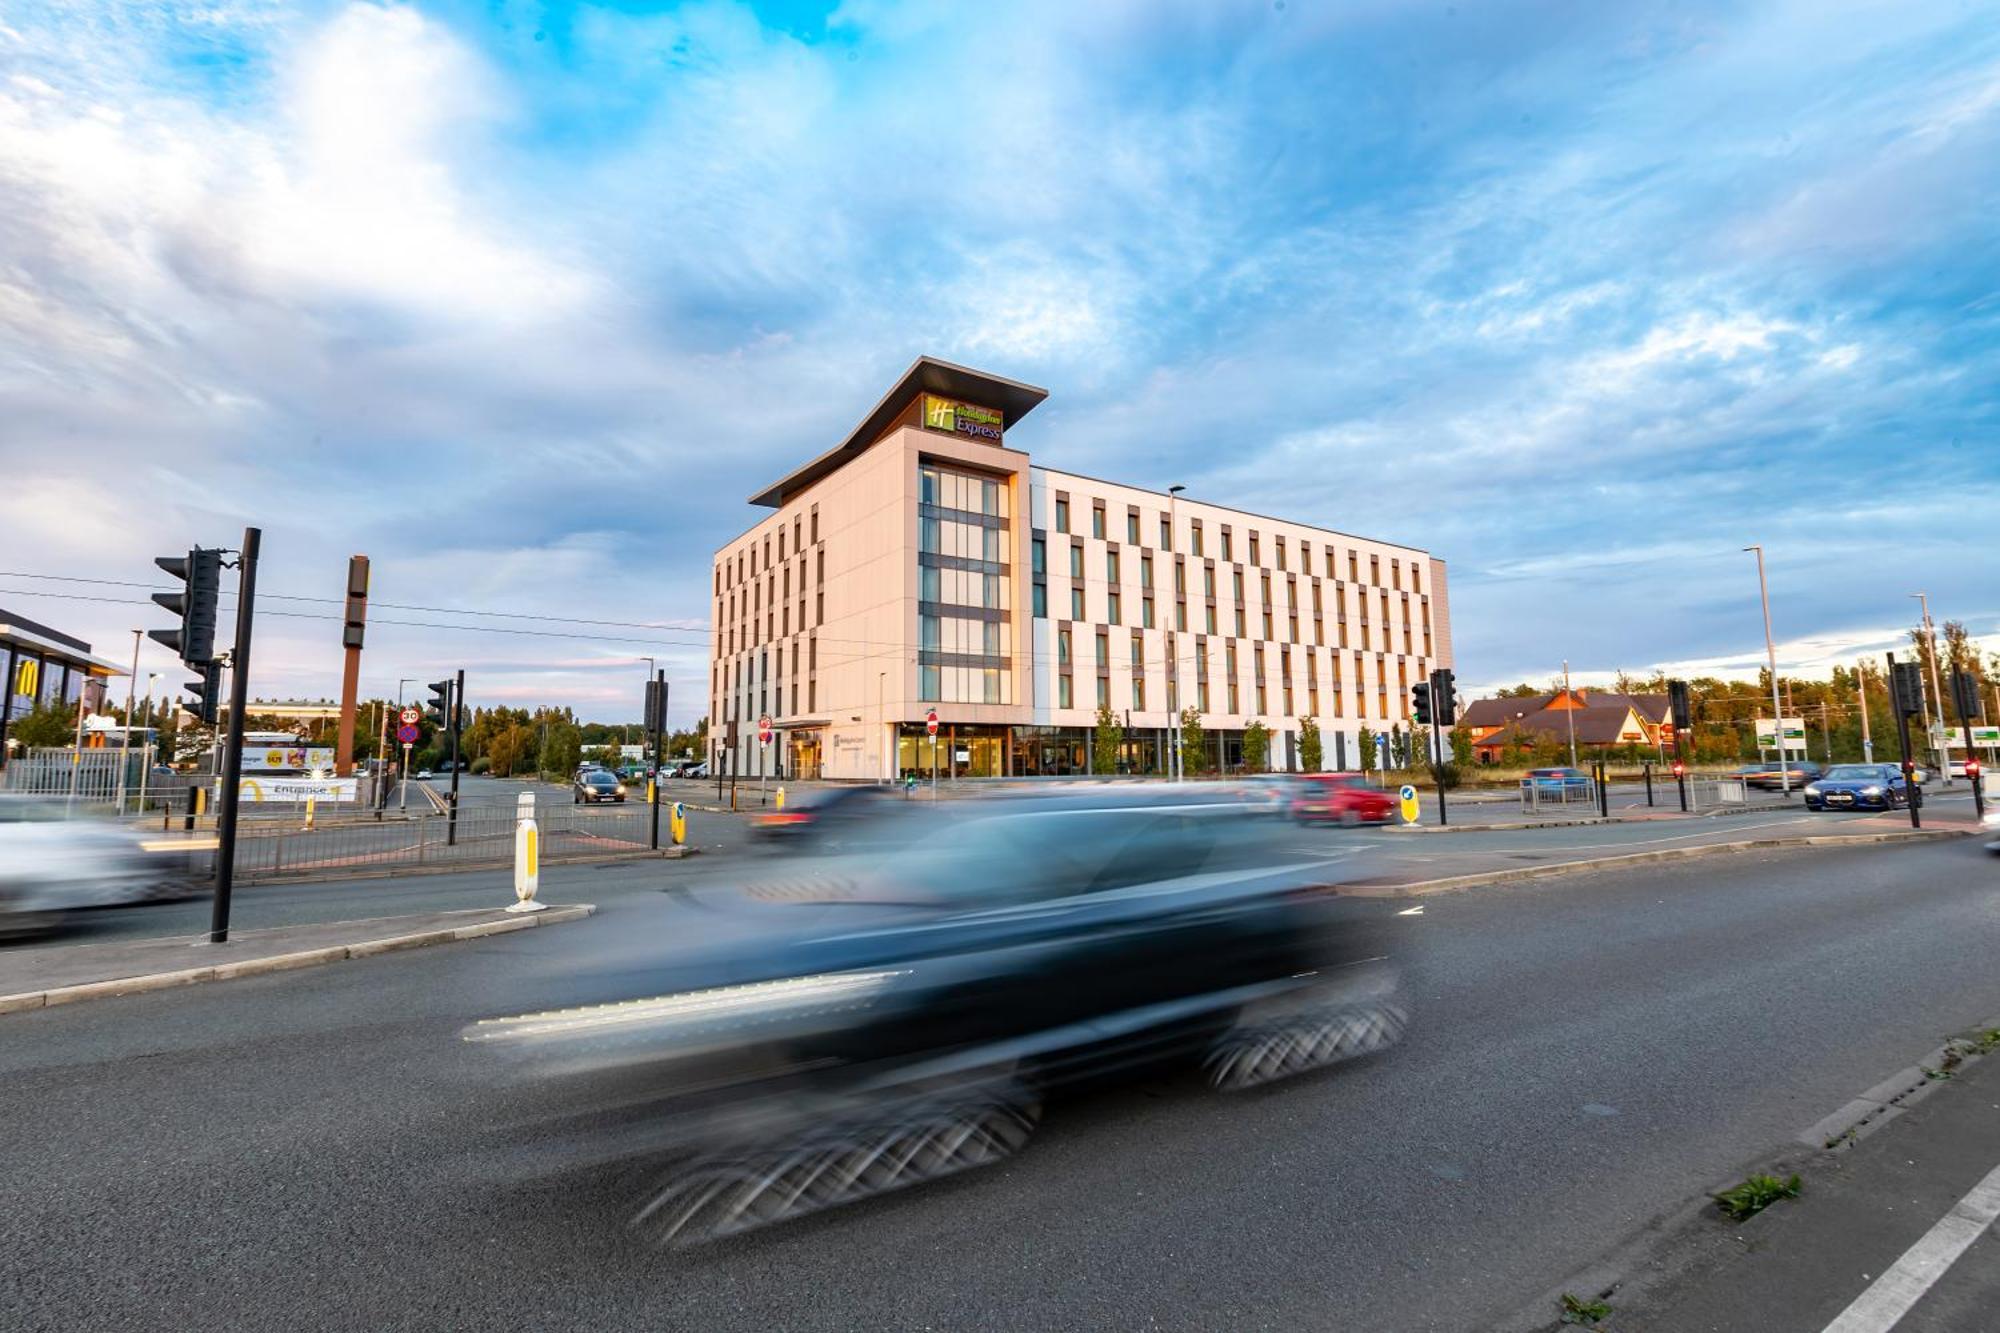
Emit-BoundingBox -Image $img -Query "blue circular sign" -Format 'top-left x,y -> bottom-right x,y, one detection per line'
397,724 -> 420,744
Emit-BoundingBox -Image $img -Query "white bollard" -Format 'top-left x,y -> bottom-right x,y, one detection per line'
508,790 -> 545,913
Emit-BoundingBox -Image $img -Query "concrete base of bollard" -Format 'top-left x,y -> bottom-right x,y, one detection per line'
504,899 -> 549,914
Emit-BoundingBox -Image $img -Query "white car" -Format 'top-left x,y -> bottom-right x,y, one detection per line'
1984,808 -> 2000,854
0,798 -> 173,938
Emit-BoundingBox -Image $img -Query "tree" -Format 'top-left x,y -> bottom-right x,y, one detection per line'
1179,707 -> 1206,776
1450,725 -> 1473,769
1388,724 -> 1407,771
1298,716 -> 1322,772
9,698 -> 78,749
1357,725 -> 1376,775
1092,704 -> 1123,775
488,724 -> 534,777
1242,720 -> 1270,772
539,720 -> 582,779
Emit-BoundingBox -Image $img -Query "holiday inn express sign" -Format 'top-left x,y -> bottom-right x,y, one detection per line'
921,394 -> 1004,442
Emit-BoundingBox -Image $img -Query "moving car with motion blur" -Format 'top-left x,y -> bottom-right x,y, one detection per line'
748,784 -> 906,850
0,797 -> 187,939
1289,772 -> 1395,826
466,783 -> 1408,1244
572,770 -> 627,804
1802,763 -> 1915,811
1524,766 -> 1593,793
1742,759 -> 1823,791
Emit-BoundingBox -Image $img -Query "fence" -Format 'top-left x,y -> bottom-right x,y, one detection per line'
1,745 -> 185,811
1518,776 -> 1598,815
172,798 -> 670,883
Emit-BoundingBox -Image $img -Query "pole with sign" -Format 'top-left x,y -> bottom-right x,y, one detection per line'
758,713 -> 772,807
926,709 -> 939,798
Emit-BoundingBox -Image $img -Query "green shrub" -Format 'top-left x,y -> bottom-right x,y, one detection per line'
1713,1173 -> 1801,1221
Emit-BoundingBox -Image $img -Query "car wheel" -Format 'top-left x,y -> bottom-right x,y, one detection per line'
1340,809 -> 1362,827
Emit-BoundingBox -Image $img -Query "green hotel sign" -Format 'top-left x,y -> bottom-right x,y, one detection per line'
922,394 -> 1004,443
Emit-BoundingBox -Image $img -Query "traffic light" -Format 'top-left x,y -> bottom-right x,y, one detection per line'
425,678 -> 453,729
1667,679 -> 1692,733
1951,670 -> 1983,720
1891,661 -> 1925,716
1672,759 -> 1686,778
1433,668 -> 1457,726
1967,759 -> 1983,781
1411,681 -> 1432,726
183,660 -> 221,725
150,548 -> 224,666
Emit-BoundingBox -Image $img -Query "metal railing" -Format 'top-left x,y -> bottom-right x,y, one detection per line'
1518,777 -> 1597,815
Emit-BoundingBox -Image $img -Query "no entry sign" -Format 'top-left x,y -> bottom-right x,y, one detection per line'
758,714 -> 773,746
925,709 -> 939,738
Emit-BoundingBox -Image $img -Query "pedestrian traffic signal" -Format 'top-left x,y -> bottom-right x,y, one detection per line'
1672,760 -> 1686,778
1411,681 -> 1432,726
1432,668 -> 1457,726
1891,661 -> 1925,716
1968,759 -> 1983,780
425,678 -> 453,729
149,547 -> 224,666
183,660 -> 221,725
1950,669 -> 1983,720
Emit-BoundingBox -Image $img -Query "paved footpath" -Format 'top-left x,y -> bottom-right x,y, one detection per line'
1611,1039 -> 2000,1331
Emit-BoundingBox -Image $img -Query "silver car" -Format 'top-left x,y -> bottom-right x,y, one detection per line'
0,797 -> 171,938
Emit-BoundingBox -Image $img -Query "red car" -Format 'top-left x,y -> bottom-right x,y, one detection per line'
1290,773 -> 1395,826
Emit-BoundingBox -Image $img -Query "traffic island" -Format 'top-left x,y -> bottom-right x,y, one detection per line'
0,904 -> 595,1015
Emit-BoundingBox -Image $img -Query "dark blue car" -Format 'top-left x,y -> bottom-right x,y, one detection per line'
1803,763 -> 1912,811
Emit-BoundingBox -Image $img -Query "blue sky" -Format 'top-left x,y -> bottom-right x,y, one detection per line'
1,0 -> 1995,722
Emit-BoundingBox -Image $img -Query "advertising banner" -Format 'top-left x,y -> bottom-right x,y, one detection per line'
240,745 -> 334,772
1754,718 -> 1808,752
235,776 -> 358,803
920,394 -> 1005,442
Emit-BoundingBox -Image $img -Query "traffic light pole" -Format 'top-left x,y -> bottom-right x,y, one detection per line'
209,526 -> 260,945
648,671 -> 666,851
446,668 -> 463,846
1430,709 -> 1447,826
1954,672 -> 1985,821
1887,652 -> 1921,830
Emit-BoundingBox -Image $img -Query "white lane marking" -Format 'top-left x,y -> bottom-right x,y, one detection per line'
1819,1159 -> 2000,1333
1404,815 -> 1827,859
1396,905 -> 1425,916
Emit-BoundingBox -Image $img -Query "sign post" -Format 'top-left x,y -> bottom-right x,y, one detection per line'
758,713 -> 772,808
926,709 -> 939,799
1887,653 -> 1923,830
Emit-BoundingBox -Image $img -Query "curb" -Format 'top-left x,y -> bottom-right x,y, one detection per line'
0,904 -> 596,1016
1354,828 -> 1971,898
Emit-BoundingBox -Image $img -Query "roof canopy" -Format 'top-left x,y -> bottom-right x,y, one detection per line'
748,356 -> 1048,508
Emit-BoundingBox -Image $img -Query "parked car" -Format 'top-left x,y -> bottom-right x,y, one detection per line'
1741,760 -> 1823,791
1802,763 -> 1915,811
1289,772 -> 1395,826
573,771 -> 627,804
1524,767 -> 1593,792
616,764 -> 647,782
683,762 -> 709,780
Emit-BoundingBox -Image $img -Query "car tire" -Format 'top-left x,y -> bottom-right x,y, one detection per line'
1340,809 -> 1362,827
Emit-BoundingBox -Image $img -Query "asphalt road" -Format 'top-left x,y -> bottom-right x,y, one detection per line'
4,837 -> 1998,1330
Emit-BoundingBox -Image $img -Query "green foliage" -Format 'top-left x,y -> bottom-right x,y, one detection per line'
1450,726 -> 1473,769
1558,1292 -> 1612,1325
469,756 -> 492,775
538,720 -> 583,779
1430,760 -> 1462,791
1298,716 -> 1323,772
9,698 -> 78,749
1389,724 -> 1408,771
1357,725 -> 1376,774
1092,704 -> 1123,774
1242,720 -> 1270,772
1179,707 -> 1206,775
1713,1173 -> 1802,1221
487,725 -> 535,777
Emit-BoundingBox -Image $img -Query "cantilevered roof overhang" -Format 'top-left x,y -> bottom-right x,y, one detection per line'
748,356 -> 1049,508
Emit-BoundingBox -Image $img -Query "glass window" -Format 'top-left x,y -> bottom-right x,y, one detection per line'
1205,605 -> 1217,634
1203,566 -> 1215,596
921,517 -> 940,553
984,621 -> 1002,655
1106,550 -> 1120,583
1160,516 -> 1171,550
1142,598 -> 1154,628
1071,587 -> 1084,618
1058,628 -> 1071,664
1092,505 -> 1106,539
1198,681 -> 1210,711
922,567 -> 940,602
983,526 -> 1002,562
1055,498 -> 1070,532
1222,530 -> 1233,561
1032,538 -> 1046,575
1140,555 -> 1153,589
1069,545 -> 1083,578
983,479 -> 999,515
1133,678 -> 1146,709
1033,583 -> 1047,617
983,668 -> 1001,703
983,574 -> 1001,608
1059,675 -> 1073,708
1108,592 -> 1121,625
921,468 -> 939,504
1191,523 -> 1204,558
1097,676 -> 1110,707
921,615 -> 940,650
1127,512 -> 1140,543
1096,630 -> 1109,663
1249,534 -> 1261,565
921,665 -> 940,699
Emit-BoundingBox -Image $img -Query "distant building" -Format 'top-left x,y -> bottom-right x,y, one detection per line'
0,607 -> 127,766
1459,688 -> 1669,762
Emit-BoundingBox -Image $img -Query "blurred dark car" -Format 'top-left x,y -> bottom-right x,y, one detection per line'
748,784 -> 903,849
467,783 -> 1408,1244
572,771 -> 627,804
1802,763 -> 1913,811
1524,766 -> 1593,792
1742,760 -> 1823,791
1290,772 -> 1394,825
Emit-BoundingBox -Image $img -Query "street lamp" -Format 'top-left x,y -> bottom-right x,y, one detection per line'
878,671 -> 887,784
1744,545 -> 1790,795
1910,593 -> 1952,786
1168,484 -> 1185,782
1562,659 -> 1578,769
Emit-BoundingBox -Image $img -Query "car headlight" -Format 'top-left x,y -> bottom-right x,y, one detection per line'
615,785 -> 627,794
1803,784 -> 1821,796
1861,786 -> 1883,796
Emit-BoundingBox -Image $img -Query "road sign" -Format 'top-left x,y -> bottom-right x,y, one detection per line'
396,723 -> 419,745
399,707 -> 419,726
758,713 -> 773,747
1398,783 -> 1419,825
926,709 -> 939,738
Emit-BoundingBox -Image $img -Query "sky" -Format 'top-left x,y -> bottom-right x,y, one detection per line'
1,0 -> 1996,725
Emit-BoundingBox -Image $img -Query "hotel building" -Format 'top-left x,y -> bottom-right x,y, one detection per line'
709,358 -> 1453,781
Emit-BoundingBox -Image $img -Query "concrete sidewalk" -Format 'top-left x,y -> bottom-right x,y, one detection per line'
1579,1037 -> 2000,1332
0,903 -> 593,1014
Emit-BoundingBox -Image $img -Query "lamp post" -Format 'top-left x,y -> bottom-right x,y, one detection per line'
878,671 -> 887,784
1744,545 -> 1790,795
1910,594 -> 1952,787
1168,484 -> 1185,782
1561,660 -> 1578,769
396,677 -> 415,811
